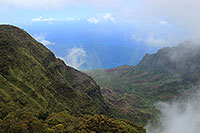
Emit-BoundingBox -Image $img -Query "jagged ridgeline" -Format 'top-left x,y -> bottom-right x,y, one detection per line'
0,25 -> 146,132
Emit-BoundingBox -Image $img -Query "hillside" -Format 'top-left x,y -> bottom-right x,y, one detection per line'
87,42 -> 200,124
0,25 -> 146,132
0,25 -> 111,116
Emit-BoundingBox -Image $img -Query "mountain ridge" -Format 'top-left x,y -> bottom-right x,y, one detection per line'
87,41 -> 200,124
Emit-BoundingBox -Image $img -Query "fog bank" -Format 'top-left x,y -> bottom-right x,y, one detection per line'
147,90 -> 200,133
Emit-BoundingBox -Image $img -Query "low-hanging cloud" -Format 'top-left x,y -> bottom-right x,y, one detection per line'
145,36 -> 171,47
146,89 -> 200,133
131,34 -> 176,47
33,33 -> 55,45
61,47 -> 87,69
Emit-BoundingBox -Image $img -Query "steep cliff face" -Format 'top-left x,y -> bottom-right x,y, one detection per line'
0,25 -> 110,116
137,42 -> 200,80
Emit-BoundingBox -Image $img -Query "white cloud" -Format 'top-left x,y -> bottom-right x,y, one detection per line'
33,33 -> 55,45
87,13 -> 115,24
132,34 -> 175,47
103,13 -> 115,22
145,36 -> 171,47
87,17 -> 99,24
61,47 -> 87,69
32,16 -> 80,23
147,90 -> 200,133
32,16 -> 42,22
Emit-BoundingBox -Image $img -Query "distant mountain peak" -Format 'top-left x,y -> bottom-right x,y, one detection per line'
137,42 -> 200,76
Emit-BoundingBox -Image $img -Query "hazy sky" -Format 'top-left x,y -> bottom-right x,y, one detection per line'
0,0 -> 198,69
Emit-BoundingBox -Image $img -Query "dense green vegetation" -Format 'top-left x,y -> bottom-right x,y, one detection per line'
0,110 -> 145,133
0,25 -> 146,133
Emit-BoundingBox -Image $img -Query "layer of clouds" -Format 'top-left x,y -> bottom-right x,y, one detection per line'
2,0 -> 200,42
33,33 -> 55,45
60,47 -> 87,69
147,90 -> 200,133
85,0 -> 200,41
32,16 -> 80,23
31,13 -> 114,24
87,13 -> 115,24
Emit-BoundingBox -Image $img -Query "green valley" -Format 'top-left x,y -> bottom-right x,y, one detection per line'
87,42 -> 200,125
